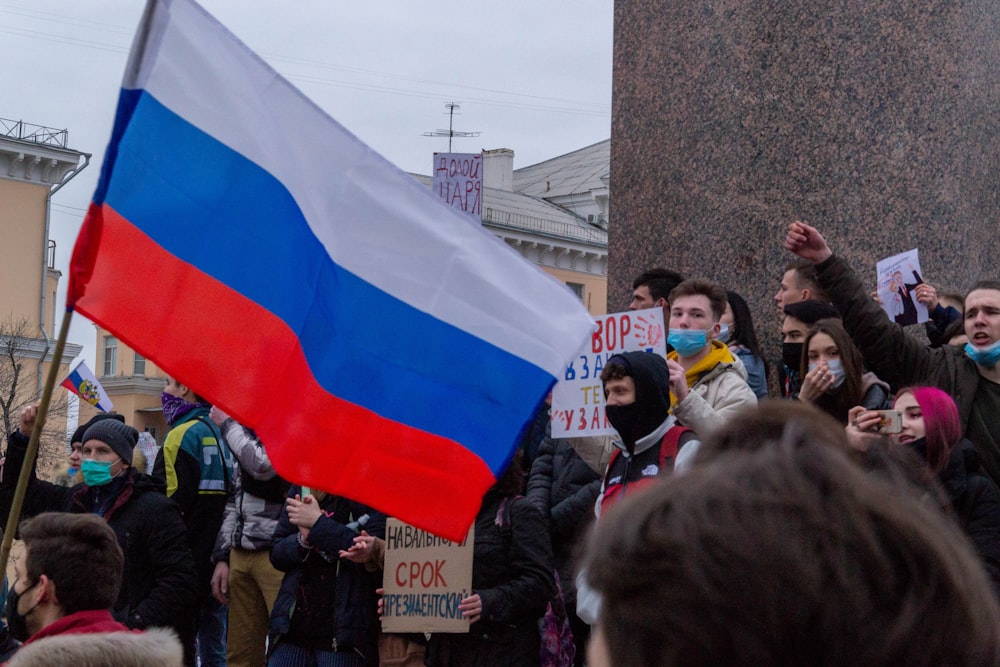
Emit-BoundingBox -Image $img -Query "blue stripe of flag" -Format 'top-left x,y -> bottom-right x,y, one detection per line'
99,89 -> 550,470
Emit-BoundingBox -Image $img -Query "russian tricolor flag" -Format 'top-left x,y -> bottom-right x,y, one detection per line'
68,0 -> 594,540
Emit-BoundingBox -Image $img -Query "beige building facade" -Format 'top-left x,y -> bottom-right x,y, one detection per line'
0,119 -> 85,473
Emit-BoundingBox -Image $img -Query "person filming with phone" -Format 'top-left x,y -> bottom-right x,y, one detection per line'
847,386 -> 1000,592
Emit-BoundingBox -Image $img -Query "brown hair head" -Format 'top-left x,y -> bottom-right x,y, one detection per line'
584,408 -> 1000,667
668,279 -> 727,321
20,512 -> 124,615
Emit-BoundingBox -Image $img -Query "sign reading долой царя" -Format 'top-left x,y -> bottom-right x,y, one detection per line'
433,152 -> 481,219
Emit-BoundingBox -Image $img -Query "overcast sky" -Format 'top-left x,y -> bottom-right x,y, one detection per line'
2,0 -> 613,366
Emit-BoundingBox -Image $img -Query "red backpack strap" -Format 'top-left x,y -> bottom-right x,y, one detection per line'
659,426 -> 692,468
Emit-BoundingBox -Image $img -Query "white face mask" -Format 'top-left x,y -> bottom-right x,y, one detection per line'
808,358 -> 846,389
717,323 -> 731,345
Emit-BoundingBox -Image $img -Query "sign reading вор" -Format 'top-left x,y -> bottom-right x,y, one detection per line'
381,518 -> 475,634
550,308 -> 666,437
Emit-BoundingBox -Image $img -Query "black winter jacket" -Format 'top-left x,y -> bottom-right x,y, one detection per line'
426,491 -> 554,667
526,435 -> 599,605
269,487 -> 385,659
0,430 -> 198,633
936,439 -> 1000,591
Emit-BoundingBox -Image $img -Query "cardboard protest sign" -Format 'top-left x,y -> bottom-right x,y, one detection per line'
381,518 -> 474,633
550,308 -> 667,437
876,249 -> 928,326
433,152 -> 482,219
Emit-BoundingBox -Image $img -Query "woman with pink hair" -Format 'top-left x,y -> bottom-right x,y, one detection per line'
850,386 -> 1000,590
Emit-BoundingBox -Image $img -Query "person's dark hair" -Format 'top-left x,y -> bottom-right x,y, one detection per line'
20,512 -> 124,615
632,268 -> 685,304
969,280 -> 1000,295
584,410 -> 1000,667
725,290 -> 770,377
692,399 -> 849,465
801,319 -> 866,423
599,358 -> 630,384
782,299 -> 839,325
668,279 -> 727,321
784,259 -> 827,301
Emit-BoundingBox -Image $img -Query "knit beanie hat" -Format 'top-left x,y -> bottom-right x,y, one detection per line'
81,419 -> 139,464
71,413 -> 126,446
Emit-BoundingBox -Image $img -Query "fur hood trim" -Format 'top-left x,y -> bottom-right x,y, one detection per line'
6,627 -> 182,667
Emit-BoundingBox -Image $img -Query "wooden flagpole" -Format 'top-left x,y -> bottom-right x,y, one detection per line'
0,309 -> 74,579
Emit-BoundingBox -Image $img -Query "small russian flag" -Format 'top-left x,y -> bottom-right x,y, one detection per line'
60,361 -> 114,413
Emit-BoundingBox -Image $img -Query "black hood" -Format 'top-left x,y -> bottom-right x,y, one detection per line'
604,351 -> 671,451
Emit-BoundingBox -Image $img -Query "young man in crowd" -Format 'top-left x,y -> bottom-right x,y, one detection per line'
786,220 -> 1000,484
595,351 -> 700,517
665,279 -> 757,434
779,300 -> 840,398
4,512 -> 182,666
774,258 -> 828,315
1,408 -> 197,663
629,268 -> 685,312
153,377 -> 233,667
576,350 -> 701,626
209,407 -> 287,667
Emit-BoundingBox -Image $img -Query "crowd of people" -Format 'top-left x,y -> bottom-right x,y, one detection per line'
2,219 -> 1000,666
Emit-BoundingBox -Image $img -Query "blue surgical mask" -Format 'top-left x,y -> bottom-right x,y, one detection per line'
965,340 -> 1000,369
716,323 -> 731,345
81,459 -> 114,487
668,329 -> 708,357
808,359 -> 846,389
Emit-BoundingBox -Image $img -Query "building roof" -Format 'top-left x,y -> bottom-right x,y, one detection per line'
410,174 -> 607,247
512,139 -> 610,199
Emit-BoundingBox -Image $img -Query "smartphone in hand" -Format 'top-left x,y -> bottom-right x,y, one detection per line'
872,410 -> 903,434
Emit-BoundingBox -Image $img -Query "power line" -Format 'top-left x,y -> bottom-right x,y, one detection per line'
0,11 -> 609,118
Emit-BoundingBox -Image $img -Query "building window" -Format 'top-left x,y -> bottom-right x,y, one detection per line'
103,336 -> 118,376
566,282 -> 586,301
134,352 -> 146,376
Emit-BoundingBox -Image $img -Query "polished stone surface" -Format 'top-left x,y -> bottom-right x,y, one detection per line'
609,0 -> 1000,345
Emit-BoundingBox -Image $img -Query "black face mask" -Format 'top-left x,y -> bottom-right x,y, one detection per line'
782,342 -> 804,371
605,403 -> 640,453
5,581 -> 37,642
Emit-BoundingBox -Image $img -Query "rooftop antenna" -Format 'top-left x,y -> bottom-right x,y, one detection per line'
423,102 -> 481,152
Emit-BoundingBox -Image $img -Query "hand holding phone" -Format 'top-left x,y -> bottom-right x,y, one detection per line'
871,409 -> 902,434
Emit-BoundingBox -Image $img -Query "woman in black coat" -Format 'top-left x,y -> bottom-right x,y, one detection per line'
527,433 -> 599,664
427,453 -> 555,666
268,487 -> 385,666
